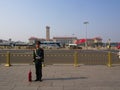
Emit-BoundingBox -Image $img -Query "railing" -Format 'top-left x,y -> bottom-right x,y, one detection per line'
0,51 -> 119,67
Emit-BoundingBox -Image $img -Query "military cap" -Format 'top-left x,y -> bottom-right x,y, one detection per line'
35,41 -> 41,45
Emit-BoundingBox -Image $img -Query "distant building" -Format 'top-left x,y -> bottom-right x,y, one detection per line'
28,37 -> 46,44
46,26 -> 50,41
53,37 -> 77,45
93,37 -> 102,43
75,37 -> 103,47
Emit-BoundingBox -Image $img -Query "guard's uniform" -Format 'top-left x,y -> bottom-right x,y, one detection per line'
33,48 -> 44,81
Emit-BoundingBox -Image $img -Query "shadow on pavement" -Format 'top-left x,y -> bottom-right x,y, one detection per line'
43,77 -> 88,81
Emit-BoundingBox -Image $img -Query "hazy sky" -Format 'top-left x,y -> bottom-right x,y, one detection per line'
0,0 -> 120,42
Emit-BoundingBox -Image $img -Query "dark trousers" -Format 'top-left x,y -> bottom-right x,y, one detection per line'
35,61 -> 42,80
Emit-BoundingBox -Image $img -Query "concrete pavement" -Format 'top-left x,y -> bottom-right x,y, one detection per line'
0,64 -> 120,90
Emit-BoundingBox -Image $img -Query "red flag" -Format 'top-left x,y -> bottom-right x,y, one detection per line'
79,39 -> 86,43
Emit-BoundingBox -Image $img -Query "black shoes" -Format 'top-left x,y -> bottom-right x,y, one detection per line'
34,79 -> 43,82
39,79 -> 43,82
34,79 -> 39,81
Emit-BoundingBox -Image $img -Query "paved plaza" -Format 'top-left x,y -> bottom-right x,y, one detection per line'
0,64 -> 120,90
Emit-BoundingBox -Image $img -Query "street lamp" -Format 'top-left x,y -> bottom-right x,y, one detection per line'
83,21 -> 89,49
72,34 -> 75,43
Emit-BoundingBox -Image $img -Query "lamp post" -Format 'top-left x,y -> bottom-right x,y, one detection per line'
72,34 -> 75,44
83,21 -> 89,49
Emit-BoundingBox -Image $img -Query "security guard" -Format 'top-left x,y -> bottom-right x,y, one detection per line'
33,41 -> 44,82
